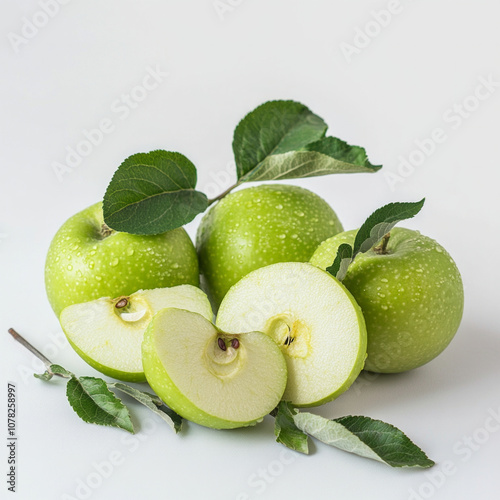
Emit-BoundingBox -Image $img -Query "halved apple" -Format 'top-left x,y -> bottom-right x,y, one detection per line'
216,262 -> 367,407
59,285 -> 213,382
142,308 -> 287,429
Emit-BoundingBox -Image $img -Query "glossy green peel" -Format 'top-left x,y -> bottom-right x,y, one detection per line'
311,228 -> 464,373
45,202 -> 200,317
196,184 -> 343,308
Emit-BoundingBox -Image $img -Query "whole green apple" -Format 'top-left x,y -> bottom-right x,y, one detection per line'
45,202 -> 199,316
196,184 -> 343,308
310,227 -> 464,373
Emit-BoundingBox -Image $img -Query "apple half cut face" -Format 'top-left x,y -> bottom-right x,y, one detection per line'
216,262 -> 367,407
59,285 -> 213,382
142,308 -> 287,429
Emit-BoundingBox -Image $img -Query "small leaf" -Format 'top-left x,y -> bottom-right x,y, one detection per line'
50,364 -> 73,377
327,199 -> 425,281
233,100 -> 327,179
34,371 -> 53,381
353,199 -> 425,255
66,376 -> 135,433
293,413 -> 434,468
110,383 -> 182,433
273,402 -> 309,455
34,364 -> 72,381
103,150 -> 208,235
325,243 -> 353,282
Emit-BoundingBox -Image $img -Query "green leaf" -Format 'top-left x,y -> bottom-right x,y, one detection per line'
34,364 -> 72,381
293,413 -> 434,468
103,150 -> 208,235
273,402 -> 309,454
232,101 -> 381,183
109,383 -> 182,433
66,376 -> 135,433
325,243 -> 353,282
353,199 -> 425,255
233,100 -> 327,179
327,199 -> 425,281
34,371 -> 53,381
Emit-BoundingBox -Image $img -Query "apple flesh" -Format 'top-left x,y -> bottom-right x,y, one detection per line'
310,227 -> 464,373
196,184 -> 343,308
45,202 -> 200,317
142,308 -> 287,429
216,262 -> 367,407
60,286 -> 213,382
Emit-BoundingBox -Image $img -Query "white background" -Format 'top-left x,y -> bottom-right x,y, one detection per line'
1,1 -> 499,499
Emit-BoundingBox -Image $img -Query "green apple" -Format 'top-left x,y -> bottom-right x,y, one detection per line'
196,184 -> 343,308
310,227 -> 464,373
216,262 -> 367,407
59,285 -> 212,382
45,202 -> 200,316
142,308 -> 287,429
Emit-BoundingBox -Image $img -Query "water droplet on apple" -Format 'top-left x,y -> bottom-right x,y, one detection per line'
291,234 -> 298,239
111,258 -> 119,267
435,247 -> 443,253
126,248 -> 134,256
294,211 -> 305,217
172,263 -> 179,269
278,234 -> 286,239
381,278 -> 388,283
89,261 -> 95,269
67,265 -> 73,271
381,305 -> 388,310
90,250 -> 96,256
276,204 -> 283,210
95,276 -> 102,281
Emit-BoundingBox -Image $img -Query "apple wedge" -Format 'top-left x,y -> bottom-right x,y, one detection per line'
59,285 -> 213,382
142,308 -> 287,429
216,262 -> 367,407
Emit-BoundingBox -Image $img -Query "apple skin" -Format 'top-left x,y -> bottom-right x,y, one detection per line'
310,227 -> 464,373
45,202 -> 200,316
196,184 -> 343,308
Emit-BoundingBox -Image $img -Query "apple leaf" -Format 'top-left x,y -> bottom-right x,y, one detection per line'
66,376 -> 135,434
327,199 -> 425,281
233,100 -> 381,182
103,150 -> 208,235
293,413 -> 434,468
109,383 -> 182,433
273,401 -> 309,455
325,243 -> 352,282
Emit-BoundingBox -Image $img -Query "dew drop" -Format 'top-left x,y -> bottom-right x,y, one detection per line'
110,258 -> 119,267
275,204 -> 283,210
67,265 -> 73,271
126,248 -> 135,256
90,250 -> 96,256
89,261 -> 95,269
95,276 -> 102,281
278,234 -> 286,239
294,211 -> 305,217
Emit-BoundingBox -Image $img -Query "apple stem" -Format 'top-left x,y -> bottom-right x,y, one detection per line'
207,181 -> 242,206
374,232 -> 391,254
100,223 -> 114,239
8,328 -> 67,378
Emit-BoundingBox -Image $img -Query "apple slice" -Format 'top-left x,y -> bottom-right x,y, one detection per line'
59,285 -> 213,382
216,262 -> 367,407
142,308 -> 287,429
